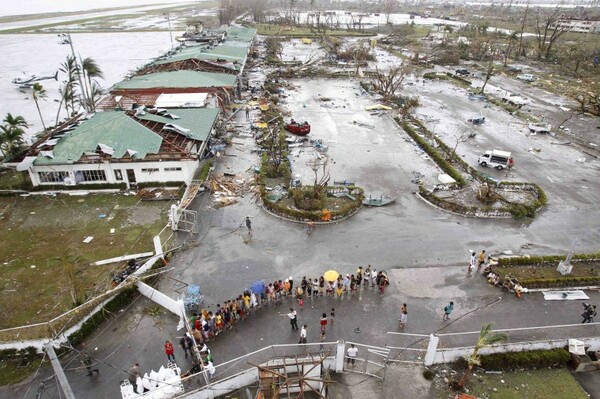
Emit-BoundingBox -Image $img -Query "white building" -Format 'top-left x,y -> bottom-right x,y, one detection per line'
18,108 -> 220,189
551,17 -> 600,33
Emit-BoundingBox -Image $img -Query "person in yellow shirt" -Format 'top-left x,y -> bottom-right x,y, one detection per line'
477,250 -> 486,269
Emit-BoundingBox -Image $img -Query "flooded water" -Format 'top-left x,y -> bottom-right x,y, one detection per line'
0,32 -> 177,139
0,0 -> 192,16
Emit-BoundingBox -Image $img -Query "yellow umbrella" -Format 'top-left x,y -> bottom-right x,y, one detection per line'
323,270 -> 339,282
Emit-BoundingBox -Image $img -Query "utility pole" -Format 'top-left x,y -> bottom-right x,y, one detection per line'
44,343 -> 76,399
165,13 -> 174,45
58,33 -> 90,112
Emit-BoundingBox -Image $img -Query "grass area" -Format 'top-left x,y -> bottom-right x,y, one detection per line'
253,23 -> 374,37
497,261 -> 600,280
466,368 -> 588,399
0,194 -> 169,328
0,358 -> 43,385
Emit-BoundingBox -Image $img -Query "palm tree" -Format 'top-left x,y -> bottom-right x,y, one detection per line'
81,57 -> 104,112
0,113 -> 28,159
457,323 -> 508,389
88,81 -> 104,110
32,83 -> 47,132
60,55 -> 79,115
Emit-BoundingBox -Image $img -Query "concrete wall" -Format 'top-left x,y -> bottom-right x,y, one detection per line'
28,159 -> 199,188
431,336 -> 600,365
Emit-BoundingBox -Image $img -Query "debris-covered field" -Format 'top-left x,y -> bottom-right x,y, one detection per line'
0,194 -> 168,327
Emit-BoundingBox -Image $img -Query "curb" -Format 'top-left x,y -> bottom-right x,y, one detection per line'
260,202 -> 362,225
414,192 -> 512,219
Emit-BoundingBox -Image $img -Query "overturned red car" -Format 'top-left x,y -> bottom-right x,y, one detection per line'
285,119 -> 311,136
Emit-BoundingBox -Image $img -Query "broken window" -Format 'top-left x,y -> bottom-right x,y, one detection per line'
38,171 -> 69,183
78,170 -> 107,182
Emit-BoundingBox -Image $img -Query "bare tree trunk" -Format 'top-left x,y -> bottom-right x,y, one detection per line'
517,1 -> 529,59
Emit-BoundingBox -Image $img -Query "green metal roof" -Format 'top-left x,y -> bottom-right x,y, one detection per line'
113,71 -> 237,90
34,112 -> 162,165
136,108 -> 220,142
155,43 -> 249,68
226,26 -> 256,42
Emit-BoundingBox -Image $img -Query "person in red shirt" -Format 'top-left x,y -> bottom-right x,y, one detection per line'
320,313 -> 328,332
164,340 -> 175,362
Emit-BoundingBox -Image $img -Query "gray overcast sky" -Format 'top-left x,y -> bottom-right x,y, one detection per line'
0,0 -> 198,17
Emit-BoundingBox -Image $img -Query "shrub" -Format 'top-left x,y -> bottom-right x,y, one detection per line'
31,182 -> 127,191
199,161 -> 213,181
291,186 -> 327,211
422,368 -> 435,380
497,252 -> 600,266
136,181 -> 185,189
479,349 -> 571,370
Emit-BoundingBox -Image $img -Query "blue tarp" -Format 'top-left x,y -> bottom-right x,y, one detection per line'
250,281 -> 265,294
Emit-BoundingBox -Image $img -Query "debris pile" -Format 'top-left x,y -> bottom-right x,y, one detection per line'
206,174 -> 258,208
138,187 -> 180,201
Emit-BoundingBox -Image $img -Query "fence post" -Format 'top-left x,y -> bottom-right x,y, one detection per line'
153,235 -> 163,260
424,334 -> 439,366
335,340 -> 345,372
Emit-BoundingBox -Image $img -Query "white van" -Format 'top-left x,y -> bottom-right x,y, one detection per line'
478,150 -> 513,170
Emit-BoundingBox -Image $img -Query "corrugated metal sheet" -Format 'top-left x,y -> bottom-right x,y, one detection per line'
113,71 -> 237,90
137,108 -> 220,142
155,43 -> 249,67
226,26 -> 256,42
34,112 -> 162,165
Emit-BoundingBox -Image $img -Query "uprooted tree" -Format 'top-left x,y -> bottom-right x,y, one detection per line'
291,155 -> 330,211
373,64 -> 412,101
456,323 -> 508,389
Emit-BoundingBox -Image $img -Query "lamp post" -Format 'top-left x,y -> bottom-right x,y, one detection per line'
58,32 -> 89,113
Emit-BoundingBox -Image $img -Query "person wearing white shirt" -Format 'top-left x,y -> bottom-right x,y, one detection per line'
346,344 -> 358,366
299,325 -> 307,344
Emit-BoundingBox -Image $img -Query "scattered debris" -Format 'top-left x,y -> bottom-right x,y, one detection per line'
206,174 -> 258,208
365,104 -> 392,111
138,187 -> 180,201
352,120 -> 375,129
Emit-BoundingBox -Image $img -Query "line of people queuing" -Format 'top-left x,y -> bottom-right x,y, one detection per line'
186,266 -> 390,345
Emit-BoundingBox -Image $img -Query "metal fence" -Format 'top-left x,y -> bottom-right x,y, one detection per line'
385,332 -> 429,365
180,342 -> 339,395
344,341 -> 390,380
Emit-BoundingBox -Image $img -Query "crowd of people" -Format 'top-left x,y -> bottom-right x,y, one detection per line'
184,266 -> 390,344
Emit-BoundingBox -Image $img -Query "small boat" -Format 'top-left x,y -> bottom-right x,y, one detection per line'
362,195 -> 396,207
285,119 -> 311,136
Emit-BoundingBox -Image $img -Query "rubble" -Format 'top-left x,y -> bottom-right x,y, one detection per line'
206,173 -> 259,208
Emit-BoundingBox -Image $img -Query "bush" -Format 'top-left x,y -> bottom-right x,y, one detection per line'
31,182 -> 127,191
136,181 -> 185,189
497,252 -> 600,266
479,349 -> 571,370
291,186 -> 327,211
422,368 -> 435,380
199,161 -> 213,181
